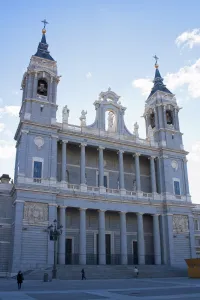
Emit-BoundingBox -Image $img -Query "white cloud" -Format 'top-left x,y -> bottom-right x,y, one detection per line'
133,58 -> 200,99
132,78 -> 153,96
188,141 -> 200,162
86,72 -> 92,79
0,140 -> 15,159
0,98 -> 3,105
175,29 -> 200,49
0,106 -> 20,118
0,123 -> 5,132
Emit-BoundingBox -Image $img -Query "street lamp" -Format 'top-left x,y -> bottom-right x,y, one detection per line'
47,219 -> 63,279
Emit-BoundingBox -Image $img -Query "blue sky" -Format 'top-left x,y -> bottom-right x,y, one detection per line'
1,0 -> 200,202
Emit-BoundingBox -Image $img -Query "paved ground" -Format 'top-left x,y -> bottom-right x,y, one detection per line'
0,277 -> 200,299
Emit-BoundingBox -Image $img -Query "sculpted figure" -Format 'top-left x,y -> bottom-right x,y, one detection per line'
62,105 -> 69,124
80,110 -> 87,126
134,122 -> 139,137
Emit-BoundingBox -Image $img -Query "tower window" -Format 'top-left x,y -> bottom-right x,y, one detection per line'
150,113 -> 155,128
194,219 -> 199,231
37,79 -> 48,96
166,110 -> 173,125
173,179 -> 181,196
33,161 -> 42,183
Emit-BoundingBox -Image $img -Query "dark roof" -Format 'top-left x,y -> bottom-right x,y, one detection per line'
147,66 -> 172,99
34,33 -> 54,61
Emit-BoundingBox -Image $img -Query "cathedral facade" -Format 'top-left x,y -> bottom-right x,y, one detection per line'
0,24 -> 199,276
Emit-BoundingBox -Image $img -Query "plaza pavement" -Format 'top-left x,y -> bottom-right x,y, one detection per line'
0,277 -> 200,299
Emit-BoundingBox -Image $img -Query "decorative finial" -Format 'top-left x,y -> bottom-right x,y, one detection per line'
153,55 -> 159,68
41,19 -> 49,34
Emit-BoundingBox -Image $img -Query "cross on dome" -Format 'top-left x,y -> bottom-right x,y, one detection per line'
41,19 -> 49,29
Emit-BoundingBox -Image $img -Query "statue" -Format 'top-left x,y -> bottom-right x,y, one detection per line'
80,110 -> 87,126
62,105 -> 69,124
148,125 -> 154,142
166,111 -> 173,125
150,113 -> 155,128
134,122 -> 139,138
108,111 -> 115,131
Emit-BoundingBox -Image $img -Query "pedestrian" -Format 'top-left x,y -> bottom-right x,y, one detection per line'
134,266 -> 139,278
81,268 -> 86,280
17,270 -> 24,289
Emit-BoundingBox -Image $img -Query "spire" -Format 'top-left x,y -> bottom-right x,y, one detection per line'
147,55 -> 172,99
34,19 -> 54,61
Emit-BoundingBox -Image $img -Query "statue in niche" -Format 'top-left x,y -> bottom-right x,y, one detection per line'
134,122 -> 139,137
150,113 -> 155,128
108,111 -> 115,131
80,110 -> 87,126
166,110 -> 173,125
62,105 -> 70,124
37,79 -> 47,96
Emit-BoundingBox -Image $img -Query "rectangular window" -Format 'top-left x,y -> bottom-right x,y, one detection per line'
195,238 -> 200,246
174,180 -> 181,195
195,219 -> 199,231
33,161 -> 42,182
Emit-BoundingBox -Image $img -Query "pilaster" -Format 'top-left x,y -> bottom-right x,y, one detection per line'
58,206 -> 66,265
50,135 -> 58,182
137,213 -> 145,264
48,204 -> 57,265
118,150 -> 125,192
61,140 -> 68,183
188,215 -> 196,258
153,214 -> 161,264
80,143 -> 87,191
134,153 -> 141,193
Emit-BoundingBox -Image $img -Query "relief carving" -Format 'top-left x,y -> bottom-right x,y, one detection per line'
24,202 -> 48,224
173,214 -> 189,233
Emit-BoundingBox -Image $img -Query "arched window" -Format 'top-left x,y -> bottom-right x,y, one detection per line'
37,79 -> 48,96
149,112 -> 155,128
166,110 -> 173,125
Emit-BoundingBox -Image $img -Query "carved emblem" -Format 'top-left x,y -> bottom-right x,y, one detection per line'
24,202 -> 48,224
173,215 -> 189,233
171,160 -> 178,170
34,136 -> 44,149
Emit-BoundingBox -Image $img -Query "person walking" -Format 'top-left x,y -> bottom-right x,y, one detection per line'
81,268 -> 86,280
134,266 -> 139,278
17,271 -> 24,289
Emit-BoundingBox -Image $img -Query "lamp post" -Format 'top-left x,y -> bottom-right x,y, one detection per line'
47,219 -> 63,279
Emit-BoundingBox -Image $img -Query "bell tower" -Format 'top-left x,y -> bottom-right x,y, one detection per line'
20,20 -> 60,125
144,56 -> 183,150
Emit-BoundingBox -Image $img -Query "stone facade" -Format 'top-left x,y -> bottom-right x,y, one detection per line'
0,26 -> 199,276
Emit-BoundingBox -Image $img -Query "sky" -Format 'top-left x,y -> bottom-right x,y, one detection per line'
1,0 -> 200,202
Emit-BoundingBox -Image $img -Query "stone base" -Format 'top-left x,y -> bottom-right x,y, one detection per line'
120,189 -> 126,195
80,184 -> 87,192
99,186 -> 106,194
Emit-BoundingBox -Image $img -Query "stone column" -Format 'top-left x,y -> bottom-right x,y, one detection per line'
175,108 -> 180,131
11,200 -> 24,273
27,73 -> 33,99
150,156 -> 157,194
58,206 -> 66,264
49,77 -> 54,103
98,210 -> 106,265
188,215 -> 196,258
98,147 -> 105,192
153,214 -> 161,264
14,145 -> 19,184
79,208 -> 86,265
160,214 -> 167,264
118,150 -> 125,192
61,140 -> 67,183
50,135 -> 58,182
18,130 -> 29,177
162,105 -> 166,128
166,213 -> 174,265
154,107 -> 159,129
80,143 -> 87,190
48,204 -> 58,265
120,212 -> 127,264
33,72 -> 38,98
137,213 -> 145,264
183,158 -> 190,197
134,153 -> 141,192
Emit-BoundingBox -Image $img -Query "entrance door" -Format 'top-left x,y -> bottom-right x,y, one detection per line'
106,234 -> 111,264
65,238 -> 72,264
96,234 -> 111,264
132,241 -> 138,264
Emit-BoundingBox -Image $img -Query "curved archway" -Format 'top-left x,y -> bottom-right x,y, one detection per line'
37,79 -> 48,96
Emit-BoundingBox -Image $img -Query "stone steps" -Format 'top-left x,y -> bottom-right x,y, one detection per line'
25,265 -> 188,280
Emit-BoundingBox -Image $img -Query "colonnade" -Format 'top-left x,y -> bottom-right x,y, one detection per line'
60,141 -> 157,193
57,207 -> 161,265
